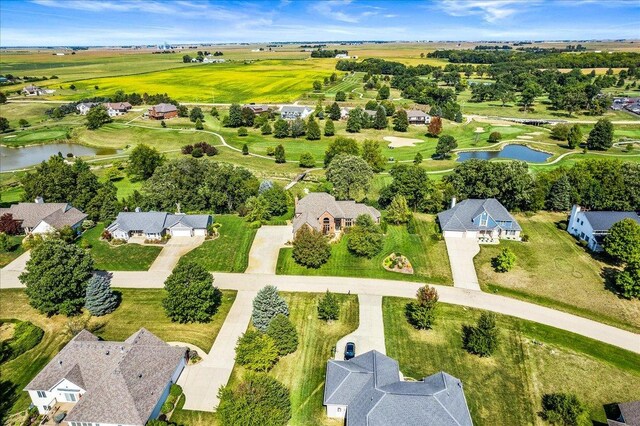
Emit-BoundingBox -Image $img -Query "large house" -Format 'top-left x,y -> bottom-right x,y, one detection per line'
407,109 -> 431,125
104,102 -> 132,117
25,328 -> 187,426
148,103 -> 178,120
323,350 -> 473,425
22,85 -> 54,96
568,205 -> 640,251
607,401 -> 640,426
107,211 -> 212,240
76,102 -> 99,115
0,198 -> 87,234
280,105 -> 313,120
437,198 -> 521,241
242,104 -> 271,115
293,192 -> 381,235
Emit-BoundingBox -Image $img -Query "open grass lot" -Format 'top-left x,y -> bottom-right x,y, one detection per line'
277,213 -> 452,284
180,215 -> 257,272
383,297 -> 640,426
0,288 -> 236,419
474,212 -> 640,333
219,292 -> 359,426
78,223 -> 162,271
0,235 -> 25,268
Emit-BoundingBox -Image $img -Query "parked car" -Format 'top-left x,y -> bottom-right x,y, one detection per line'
344,342 -> 356,360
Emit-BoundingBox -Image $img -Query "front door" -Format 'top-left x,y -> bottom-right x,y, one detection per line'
322,218 -> 331,234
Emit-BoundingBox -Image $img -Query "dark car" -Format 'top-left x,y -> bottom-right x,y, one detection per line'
344,342 -> 356,360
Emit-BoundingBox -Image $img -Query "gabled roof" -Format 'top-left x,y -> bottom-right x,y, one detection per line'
0,202 -> 86,229
406,109 -> 430,118
105,102 -> 132,110
323,350 -> 472,426
437,198 -> 521,232
293,193 -> 381,233
151,103 -> 177,113
280,105 -> 312,114
26,328 -> 185,426
106,212 -> 212,234
582,211 -> 640,232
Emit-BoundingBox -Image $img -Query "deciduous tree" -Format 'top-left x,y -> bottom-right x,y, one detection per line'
361,139 -> 385,173
326,154 -> 373,201
385,194 -> 411,224
324,136 -> 359,167
127,144 -> 164,181
586,118 -> 614,150
292,226 -> 331,268
405,285 -> 438,330
427,116 -> 442,137
604,218 -> 640,264
235,331 -> 279,372
163,261 -> 222,323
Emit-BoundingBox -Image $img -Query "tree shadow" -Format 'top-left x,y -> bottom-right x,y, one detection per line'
0,380 -> 18,424
601,267 -> 624,298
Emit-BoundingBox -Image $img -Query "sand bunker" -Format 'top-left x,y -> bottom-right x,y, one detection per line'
474,127 -> 485,132
384,136 -> 424,148
517,135 -> 534,140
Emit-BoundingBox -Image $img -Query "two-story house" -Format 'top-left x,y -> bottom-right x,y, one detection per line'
568,205 -> 640,251
437,198 -> 521,241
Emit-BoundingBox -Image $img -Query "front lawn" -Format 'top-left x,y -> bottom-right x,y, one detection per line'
180,215 -> 257,272
78,223 -> 162,270
474,212 -> 640,333
0,288 -> 236,418
276,213 -> 452,284
383,297 -> 640,426
0,235 -> 25,268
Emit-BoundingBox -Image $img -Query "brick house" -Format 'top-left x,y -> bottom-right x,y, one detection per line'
148,103 -> 178,120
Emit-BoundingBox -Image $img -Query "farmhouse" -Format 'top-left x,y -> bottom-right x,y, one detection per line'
25,328 -> 187,426
568,205 -> 640,252
437,198 -> 521,241
148,103 -> 178,120
104,101 -> 132,117
293,192 -> 381,235
106,211 -> 212,240
607,400 -> 640,426
22,85 -> 53,96
202,56 -> 225,63
76,102 -> 99,115
0,198 -> 86,235
406,109 -> 431,125
323,350 -> 472,425
242,104 -> 271,115
280,105 -> 313,120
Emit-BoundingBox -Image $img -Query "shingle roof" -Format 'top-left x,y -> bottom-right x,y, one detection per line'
25,328 -> 185,426
583,211 -> 640,232
406,109 -> 429,118
437,198 -> 521,232
0,202 -> 86,229
293,193 -> 381,233
280,105 -> 312,114
151,103 -> 177,113
619,400 -> 640,425
105,102 -> 132,110
106,212 -> 211,234
323,350 -> 472,426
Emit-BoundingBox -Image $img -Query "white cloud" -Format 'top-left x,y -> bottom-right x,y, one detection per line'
437,0 -> 540,23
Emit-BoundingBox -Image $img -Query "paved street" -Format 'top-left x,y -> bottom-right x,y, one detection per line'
335,294 -> 386,360
444,237 -> 481,290
245,225 -> 292,274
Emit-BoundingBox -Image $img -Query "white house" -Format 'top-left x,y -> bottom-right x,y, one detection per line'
106,211 -> 212,240
22,85 -> 54,96
104,102 -> 132,117
26,328 -> 187,426
76,102 -> 99,115
437,198 -> 521,241
280,105 -> 313,120
568,205 -> 640,251
0,198 -> 86,235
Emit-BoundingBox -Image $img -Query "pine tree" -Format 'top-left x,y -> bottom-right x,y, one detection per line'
547,175 -> 572,211
462,312 -> 499,357
299,152 -> 315,168
386,194 -> 411,224
242,143 -> 249,155
567,124 -> 583,149
291,118 -> 306,138
317,290 -> 340,321
306,116 -> 321,140
324,118 -> 335,136
85,274 -> 119,316
393,110 -> 409,132
413,152 -> 423,165
373,106 -> 388,130
328,102 -> 342,120
274,119 -> 290,138
252,285 -> 289,332
261,121 -> 273,135
195,118 -> 204,130
266,314 -> 298,355
275,144 -> 286,163
346,108 -> 362,133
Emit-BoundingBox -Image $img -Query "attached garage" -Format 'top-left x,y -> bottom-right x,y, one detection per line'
443,230 -> 465,238
170,227 -> 193,237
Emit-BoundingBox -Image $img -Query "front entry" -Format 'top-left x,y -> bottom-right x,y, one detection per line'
323,218 -> 331,234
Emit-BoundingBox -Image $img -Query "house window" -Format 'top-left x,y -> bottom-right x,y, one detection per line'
480,214 -> 488,227
64,393 -> 77,402
322,218 -> 331,234
345,218 -> 352,227
37,391 -> 46,398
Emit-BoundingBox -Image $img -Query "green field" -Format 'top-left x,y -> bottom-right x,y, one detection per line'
0,235 -> 25,268
276,213 -> 452,284
383,297 -> 640,426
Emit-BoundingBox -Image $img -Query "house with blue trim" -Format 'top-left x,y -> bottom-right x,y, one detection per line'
437,198 -> 521,241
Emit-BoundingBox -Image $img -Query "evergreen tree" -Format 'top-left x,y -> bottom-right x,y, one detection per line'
291,118 -> 306,138
274,144 -> 286,164
324,118 -> 335,136
335,91 -> 346,102
373,106 -> 388,130
85,274 -> 119,316
393,110 -> 409,132
547,175 -> 573,211
306,116 -> 321,140
242,143 -> 249,155
405,285 -> 438,330
274,119 -> 290,138
586,118 -> 614,150
361,139 -> 385,173
413,152 -> 423,165
252,285 -> 289,332
386,194 -> 411,224
346,107 -> 362,133
328,102 -> 341,121
317,290 -> 340,321
266,314 -> 298,356
261,121 -> 273,135
616,261 -> 640,299
435,135 -> 458,158
299,152 -> 315,168
462,312 -> 499,357
377,85 -> 390,100
227,104 -> 244,127
567,124 -> 583,149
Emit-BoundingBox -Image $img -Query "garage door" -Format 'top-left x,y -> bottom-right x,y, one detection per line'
193,229 -> 207,236
443,231 -> 465,238
171,229 -> 192,237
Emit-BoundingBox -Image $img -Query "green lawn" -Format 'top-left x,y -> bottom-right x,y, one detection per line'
474,212 -> 640,333
180,215 -> 257,272
0,288 -> 236,419
276,213 -> 452,284
78,223 -> 162,271
0,235 -> 25,268
383,297 -> 640,426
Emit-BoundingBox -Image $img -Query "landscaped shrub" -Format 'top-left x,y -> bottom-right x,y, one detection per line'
292,226 -> 331,268
317,290 -> 339,321
405,285 -> 438,330
238,127 -> 248,137
521,233 -> 530,242
488,131 -> 502,143
347,215 -> 384,258
492,247 -> 516,272
169,383 -> 183,397
266,314 -> 298,356
462,312 -> 499,357
81,220 -> 95,230
0,232 -> 13,252
85,274 -> 119,316
406,216 -> 418,234
101,229 -> 112,241
252,285 -> 289,332
235,330 -> 279,372
163,261 -> 223,323
540,393 -> 590,426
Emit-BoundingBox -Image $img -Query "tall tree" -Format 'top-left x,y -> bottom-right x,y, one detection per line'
347,214 -> 384,258
586,118 -> 614,150
127,144 -> 164,181
306,116 -> 321,140
324,118 -> 335,136
379,164 -> 441,212
241,107 -> 255,127
227,104 -> 244,127
567,124 -> 583,149
377,85 -> 390,100
346,107 -> 363,133
361,139 -> 386,173
427,116 -> 442,137
291,118 -> 306,138
326,154 -> 373,201
85,274 -> 119,316
393,110 -> 409,132
85,180 -> 120,222
85,105 -> 112,130
604,219 -> 640,264
189,106 -> 205,123
266,314 -> 298,356
252,285 -> 289,332
317,290 -> 340,321
274,144 -> 286,163
386,194 -> 411,224
546,175 -> 573,211
435,135 -> 457,158
406,285 -> 439,330
324,136 -> 359,167
273,119 -> 290,138
163,261 -> 222,323
292,226 -> 331,268
373,106 -> 388,130
328,102 -> 341,120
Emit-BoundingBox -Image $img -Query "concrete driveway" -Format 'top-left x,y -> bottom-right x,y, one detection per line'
444,237 -> 481,291
2,250 -> 30,272
335,294 -> 386,360
148,236 -> 205,272
245,225 -> 292,274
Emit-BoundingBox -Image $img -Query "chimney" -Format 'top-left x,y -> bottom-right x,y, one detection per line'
450,197 -> 457,208
35,196 -> 44,204
176,202 -> 181,214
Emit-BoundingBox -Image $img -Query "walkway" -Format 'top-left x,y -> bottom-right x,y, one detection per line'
2,250 -> 30,272
444,237 -> 481,291
335,294 -> 386,360
245,225 -> 292,274
148,236 -> 205,272
176,290 -> 256,411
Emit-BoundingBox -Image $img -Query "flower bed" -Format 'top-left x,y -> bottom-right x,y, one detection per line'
383,253 -> 414,274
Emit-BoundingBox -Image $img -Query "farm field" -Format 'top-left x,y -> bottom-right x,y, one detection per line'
474,212 -> 640,333
383,297 -> 640,426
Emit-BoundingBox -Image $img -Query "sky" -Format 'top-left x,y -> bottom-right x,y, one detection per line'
0,0 -> 639,47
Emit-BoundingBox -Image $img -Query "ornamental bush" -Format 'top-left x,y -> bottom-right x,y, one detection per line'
492,247 -> 516,272
405,285 -> 438,330
292,226 -> 331,268
235,330 -> 279,371
540,393 -> 590,426
347,215 -> 384,258
266,314 -> 298,356
252,285 -> 289,332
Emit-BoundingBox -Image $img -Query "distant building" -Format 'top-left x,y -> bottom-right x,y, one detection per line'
335,53 -> 349,59
280,105 -> 313,120
202,56 -> 225,63
242,104 -> 271,115
568,205 -> 640,251
104,102 -> 132,117
148,103 -> 178,120
438,198 -> 521,241
76,102 -> 100,115
406,109 -> 431,125
0,198 -> 87,235
22,85 -> 53,96
293,192 -> 380,235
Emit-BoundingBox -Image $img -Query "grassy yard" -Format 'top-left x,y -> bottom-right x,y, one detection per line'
180,215 -> 257,272
276,213 -> 452,284
0,235 -> 25,268
383,297 -> 640,426
78,223 -> 162,271
0,288 -> 236,419
474,212 -> 640,333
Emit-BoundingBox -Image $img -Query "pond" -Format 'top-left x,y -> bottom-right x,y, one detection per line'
0,143 -> 120,172
456,144 -> 552,163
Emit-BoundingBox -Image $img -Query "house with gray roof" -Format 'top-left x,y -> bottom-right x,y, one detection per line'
76,102 -> 100,115
25,328 -> 187,426
148,103 -> 178,120
280,105 -> 313,120
437,198 -> 521,241
406,109 -> 431,125
293,192 -> 380,235
323,350 -> 473,425
106,211 -> 212,240
568,205 -> 640,251
0,197 -> 87,235
607,400 -> 640,426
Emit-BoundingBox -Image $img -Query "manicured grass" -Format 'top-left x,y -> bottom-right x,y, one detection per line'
171,396 -> 219,426
180,215 -> 257,272
276,213 -> 452,284
0,288 -> 236,418
383,297 -> 640,426
474,212 -> 640,333
0,235 -> 25,268
78,223 -> 162,271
